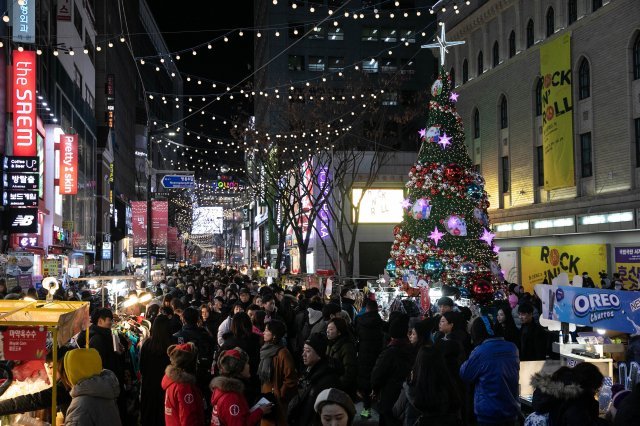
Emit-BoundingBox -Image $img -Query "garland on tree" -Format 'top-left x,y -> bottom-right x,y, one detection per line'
385,67 -> 506,304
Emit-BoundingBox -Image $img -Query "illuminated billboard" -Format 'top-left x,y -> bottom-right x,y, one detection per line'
192,206 -> 223,235
351,188 -> 404,223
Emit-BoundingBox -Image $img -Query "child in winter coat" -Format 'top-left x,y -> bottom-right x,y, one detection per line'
162,342 -> 205,426
61,348 -> 122,426
210,347 -> 272,425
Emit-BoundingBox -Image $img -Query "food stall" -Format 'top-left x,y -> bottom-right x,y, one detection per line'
0,300 -> 90,426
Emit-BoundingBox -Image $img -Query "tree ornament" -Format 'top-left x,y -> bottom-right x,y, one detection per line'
460,262 -> 476,274
424,258 -> 444,274
429,227 -> 445,245
425,126 -> 441,143
405,245 -> 418,256
385,259 -> 396,277
445,163 -> 464,182
437,133 -> 452,149
479,228 -> 495,245
473,207 -> 490,227
431,79 -> 443,96
411,198 -> 432,220
471,279 -> 494,304
466,183 -> 483,201
445,215 -> 467,236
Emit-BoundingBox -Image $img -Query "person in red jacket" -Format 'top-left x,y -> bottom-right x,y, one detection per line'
210,347 -> 272,426
162,342 -> 205,426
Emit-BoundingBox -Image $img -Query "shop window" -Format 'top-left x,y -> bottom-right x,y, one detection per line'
633,33 -> 640,80
500,96 -> 508,129
535,78 -> 543,117
492,41 -> 500,67
363,58 -> 379,73
381,28 -> 397,43
568,0 -> 578,25
546,7 -> 555,37
501,156 -> 510,193
462,59 -> 468,82
578,58 -> 591,100
509,31 -> 516,58
308,56 -> 325,72
477,51 -> 483,75
536,146 -> 544,187
328,56 -> 344,71
362,27 -> 378,42
328,27 -> 343,41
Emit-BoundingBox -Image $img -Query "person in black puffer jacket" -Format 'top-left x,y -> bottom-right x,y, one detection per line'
371,313 -> 413,426
531,364 -> 608,426
355,300 -> 385,418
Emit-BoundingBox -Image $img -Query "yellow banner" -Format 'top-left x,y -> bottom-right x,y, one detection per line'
540,33 -> 575,190
520,244 -> 607,293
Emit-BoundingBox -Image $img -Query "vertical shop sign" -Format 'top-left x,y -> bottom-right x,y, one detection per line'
59,134 -> 78,195
131,201 -> 147,257
614,247 -> 640,290
12,0 -> 35,44
316,166 -> 330,239
12,50 -> 37,156
151,201 -> 168,258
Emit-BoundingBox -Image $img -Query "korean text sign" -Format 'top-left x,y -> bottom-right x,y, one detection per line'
1,326 -> 47,360
615,247 -> 640,290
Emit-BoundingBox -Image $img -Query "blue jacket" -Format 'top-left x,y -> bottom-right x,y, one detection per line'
459,337 -> 520,424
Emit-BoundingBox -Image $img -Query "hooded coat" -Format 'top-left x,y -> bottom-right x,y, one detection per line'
210,376 -> 264,426
64,370 -> 122,426
162,365 -> 205,426
531,372 -> 606,426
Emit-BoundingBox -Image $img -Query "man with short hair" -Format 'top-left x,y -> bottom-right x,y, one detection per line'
287,333 -> 340,426
77,308 -> 119,375
518,302 -> 548,361
261,293 -> 280,323
238,287 -> 252,310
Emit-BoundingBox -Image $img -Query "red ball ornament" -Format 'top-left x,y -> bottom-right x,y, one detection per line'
445,164 -> 464,182
472,280 -> 494,304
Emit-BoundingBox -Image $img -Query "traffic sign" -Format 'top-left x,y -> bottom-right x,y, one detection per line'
161,175 -> 195,189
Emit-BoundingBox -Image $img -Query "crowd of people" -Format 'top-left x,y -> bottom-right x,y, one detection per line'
0,266 -> 637,426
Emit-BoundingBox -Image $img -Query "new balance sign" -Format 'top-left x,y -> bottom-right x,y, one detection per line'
6,208 -> 38,233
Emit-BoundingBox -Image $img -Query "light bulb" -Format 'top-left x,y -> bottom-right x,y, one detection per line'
2,15 -> 9,23
108,42 -> 113,47
96,46 -> 102,51
120,36 -> 125,42
53,50 -> 59,56
69,49 -> 74,55
17,46 -> 24,52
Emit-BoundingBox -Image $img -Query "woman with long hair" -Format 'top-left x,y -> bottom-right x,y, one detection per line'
493,303 -> 520,349
221,312 -> 262,403
140,315 -> 173,426
393,345 -> 461,425
259,319 -> 297,426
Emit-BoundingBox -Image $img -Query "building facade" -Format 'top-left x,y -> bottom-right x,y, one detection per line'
445,0 -> 640,289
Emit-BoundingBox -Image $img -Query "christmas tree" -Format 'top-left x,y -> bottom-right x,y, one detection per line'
385,67 -> 505,304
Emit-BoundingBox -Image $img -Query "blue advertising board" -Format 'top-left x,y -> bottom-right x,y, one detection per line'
551,285 -> 640,333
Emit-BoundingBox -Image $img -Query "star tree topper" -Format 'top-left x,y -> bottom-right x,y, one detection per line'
421,22 -> 465,67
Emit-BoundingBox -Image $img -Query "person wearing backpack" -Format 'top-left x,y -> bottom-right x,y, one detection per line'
393,345 -> 461,426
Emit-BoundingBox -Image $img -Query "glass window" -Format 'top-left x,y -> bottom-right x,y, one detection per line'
400,58 -> 415,74
546,7 -> 555,37
363,58 -> 379,73
493,41 -> 500,67
381,28 -> 397,42
592,0 -> 602,12
509,31 -> 516,58
568,0 -> 578,25
308,56 -> 325,72
381,92 -> 398,106
381,58 -> 398,73
328,27 -> 343,41
536,146 -> 544,187
73,2 -> 82,36
526,19 -> 535,48
362,28 -> 378,41
500,96 -> 508,129
450,67 -> 455,87
288,55 -> 304,71
400,30 -> 415,43
535,78 -> 543,117
289,25 -> 304,40
635,118 -> 640,167
473,109 -> 480,139
633,33 -> 640,80
477,51 -> 483,75
462,59 -> 469,83
309,26 -> 325,40
501,156 -> 510,193
578,59 -> 590,100
580,132 -> 592,177
328,56 -> 344,71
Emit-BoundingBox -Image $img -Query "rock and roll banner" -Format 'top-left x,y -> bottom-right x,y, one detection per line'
540,33 -> 575,191
520,244 -> 607,293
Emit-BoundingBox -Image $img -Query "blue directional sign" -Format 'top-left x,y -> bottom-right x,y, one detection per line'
161,175 -> 195,189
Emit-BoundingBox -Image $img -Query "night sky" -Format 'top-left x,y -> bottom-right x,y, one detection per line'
147,1 -> 254,173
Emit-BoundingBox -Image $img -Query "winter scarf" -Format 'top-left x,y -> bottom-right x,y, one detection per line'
258,343 -> 282,383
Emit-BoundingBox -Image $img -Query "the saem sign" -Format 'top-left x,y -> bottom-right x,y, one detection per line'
59,134 -> 78,195
13,50 -> 37,156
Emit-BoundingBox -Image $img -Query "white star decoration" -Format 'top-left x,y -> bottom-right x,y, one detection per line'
421,23 -> 466,67
480,228 -> 495,245
437,133 -> 451,149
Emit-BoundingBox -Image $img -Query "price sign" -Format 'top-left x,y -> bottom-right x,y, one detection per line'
1,327 -> 47,360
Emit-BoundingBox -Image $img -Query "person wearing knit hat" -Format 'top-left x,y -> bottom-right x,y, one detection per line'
61,348 -> 122,425
161,342 -> 204,426
210,347 -> 271,426
314,388 -> 356,426
287,333 -> 341,426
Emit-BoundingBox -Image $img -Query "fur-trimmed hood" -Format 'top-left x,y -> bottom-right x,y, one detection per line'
209,375 -> 245,393
162,365 -> 196,388
530,372 -> 583,399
